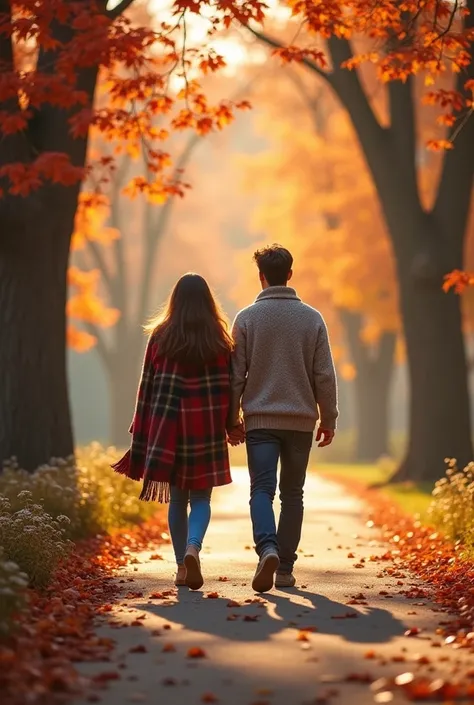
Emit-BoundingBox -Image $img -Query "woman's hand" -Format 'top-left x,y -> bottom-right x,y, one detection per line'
227,423 -> 245,446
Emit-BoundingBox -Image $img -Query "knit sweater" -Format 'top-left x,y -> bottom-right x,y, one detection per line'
229,286 -> 338,433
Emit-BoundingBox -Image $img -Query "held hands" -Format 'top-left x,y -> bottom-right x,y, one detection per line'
316,427 -> 335,448
227,422 -> 245,446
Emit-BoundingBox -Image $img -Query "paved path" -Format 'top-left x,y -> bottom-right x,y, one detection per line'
75,469 -> 470,705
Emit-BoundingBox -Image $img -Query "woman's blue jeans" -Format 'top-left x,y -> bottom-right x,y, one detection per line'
168,487 -> 212,565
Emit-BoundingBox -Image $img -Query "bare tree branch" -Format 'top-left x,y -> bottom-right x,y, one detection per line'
106,0 -> 136,21
285,68 -> 327,135
83,320 -> 113,369
138,132 -> 203,322
85,239 -> 115,297
245,25 -> 333,85
387,77 -> 419,206
433,0 -> 474,243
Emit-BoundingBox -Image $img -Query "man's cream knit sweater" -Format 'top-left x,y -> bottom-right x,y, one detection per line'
229,286 -> 338,433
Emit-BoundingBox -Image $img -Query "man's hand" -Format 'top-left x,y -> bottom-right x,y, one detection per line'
227,423 -> 245,446
316,427 -> 335,448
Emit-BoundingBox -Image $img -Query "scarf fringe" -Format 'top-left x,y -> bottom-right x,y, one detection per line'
139,480 -> 170,504
111,450 -> 132,477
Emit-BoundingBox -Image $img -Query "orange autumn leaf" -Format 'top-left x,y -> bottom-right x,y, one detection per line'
162,643 -> 176,653
187,647 -> 207,659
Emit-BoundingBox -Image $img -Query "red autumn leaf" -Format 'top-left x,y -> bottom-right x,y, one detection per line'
92,671 -> 121,682
201,693 -> 219,703
331,612 -> 358,620
129,644 -> 147,653
206,592 -> 219,599
404,627 -> 421,637
187,647 -> 207,659
345,672 -> 372,683
162,677 -> 177,686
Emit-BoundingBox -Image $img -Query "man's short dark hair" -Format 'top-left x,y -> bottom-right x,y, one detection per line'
253,244 -> 293,286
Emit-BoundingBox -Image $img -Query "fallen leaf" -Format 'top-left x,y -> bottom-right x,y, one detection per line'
227,600 -> 241,608
206,592 -> 219,599
149,554 -> 163,560
187,647 -> 207,659
297,631 -> 310,641
243,615 -> 260,622
227,614 -> 239,621
129,645 -> 147,654
162,643 -> 176,653
201,693 -> 219,703
331,612 -> 358,620
92,671 -> 121,682
218,577 -> 228,582
404,627 -> 421,637
149,592 -> 165,599
162,677 -> 177,686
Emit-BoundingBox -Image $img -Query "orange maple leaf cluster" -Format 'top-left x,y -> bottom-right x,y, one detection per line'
443,269 -> 474,294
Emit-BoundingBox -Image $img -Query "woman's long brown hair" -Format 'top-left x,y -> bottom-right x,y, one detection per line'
144,273 -> 234,365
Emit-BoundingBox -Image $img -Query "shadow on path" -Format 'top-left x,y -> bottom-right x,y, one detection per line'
133,583 -> 405,645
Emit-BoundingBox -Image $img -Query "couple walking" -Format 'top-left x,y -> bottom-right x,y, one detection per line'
113,245 -> 338,594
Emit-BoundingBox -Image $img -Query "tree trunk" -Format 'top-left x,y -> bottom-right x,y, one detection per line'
390,257 -> 472,483
0,223 -> 74,469
353,369 -> 391,461
0,15 -> 99,469
108,348 -> 143,448
339,309 -> 396,462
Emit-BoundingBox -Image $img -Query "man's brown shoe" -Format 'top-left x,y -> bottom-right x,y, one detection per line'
275,572 -> 296,588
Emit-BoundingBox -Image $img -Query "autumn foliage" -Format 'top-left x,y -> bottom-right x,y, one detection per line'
0,0 -> 471,197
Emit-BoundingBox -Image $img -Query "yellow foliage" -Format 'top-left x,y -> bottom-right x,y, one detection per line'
67,325 -> 97,353
72,192 -> 120,251
67,265 -> 120,344
340,362 -> 357,381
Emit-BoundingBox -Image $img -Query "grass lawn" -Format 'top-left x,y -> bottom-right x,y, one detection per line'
316,463 -> 434,520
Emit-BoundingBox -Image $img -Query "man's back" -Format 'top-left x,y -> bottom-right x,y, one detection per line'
229,286 -> 338,433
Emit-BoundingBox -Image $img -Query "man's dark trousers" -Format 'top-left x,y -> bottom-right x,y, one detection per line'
246,428 -> 313,573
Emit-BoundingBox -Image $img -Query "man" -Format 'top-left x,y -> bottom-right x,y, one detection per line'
228,244 -> 338,593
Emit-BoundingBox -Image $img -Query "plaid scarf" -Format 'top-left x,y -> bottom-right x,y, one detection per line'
112,335 -> 232,503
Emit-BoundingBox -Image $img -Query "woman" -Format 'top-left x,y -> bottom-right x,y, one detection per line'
112,273 -> 243,590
